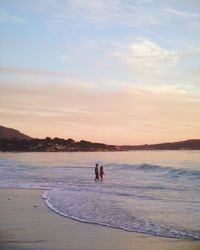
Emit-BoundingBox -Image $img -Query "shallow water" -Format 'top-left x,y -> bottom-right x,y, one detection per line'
0,151 -> 200,240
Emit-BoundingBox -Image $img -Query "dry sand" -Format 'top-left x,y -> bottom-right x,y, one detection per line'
0,188 -> 199,250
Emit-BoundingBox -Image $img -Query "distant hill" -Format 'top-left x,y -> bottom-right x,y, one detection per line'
121,139 -> 200,150
0,125 -> 32,140
0,125 -> 200,151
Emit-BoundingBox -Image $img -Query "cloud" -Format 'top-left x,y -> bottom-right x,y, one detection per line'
2,1 -> 199,28
39,0 -> 159,26
0,7 -> 24,23
164,7 -> 199,18
0,79 -> 200,144
60,54 -> 72,64
113,39 -> 178,77
0,66 -> 68,77
40,0 -> 117,23
39,0 -> 200,28
67,0 -> 119,22
112,39 -> 200,92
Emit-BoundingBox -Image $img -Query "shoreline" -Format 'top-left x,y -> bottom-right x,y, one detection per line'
1,149 -> 200,153
0,188 -> 200,250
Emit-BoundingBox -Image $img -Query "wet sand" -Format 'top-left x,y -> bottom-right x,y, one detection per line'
0,188 -> 199,250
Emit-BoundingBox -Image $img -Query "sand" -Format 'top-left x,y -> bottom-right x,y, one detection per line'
0,188 -> 199,250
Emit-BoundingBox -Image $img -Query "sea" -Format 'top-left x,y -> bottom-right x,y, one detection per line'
0,150 -> 200,240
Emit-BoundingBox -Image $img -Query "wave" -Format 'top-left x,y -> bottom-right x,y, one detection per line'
107,163 -> 200,179
43,188 -> 200,240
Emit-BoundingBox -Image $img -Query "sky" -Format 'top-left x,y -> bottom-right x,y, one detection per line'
0,0 -> 200,145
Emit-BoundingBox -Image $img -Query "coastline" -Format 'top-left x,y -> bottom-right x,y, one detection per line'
0,188 -> 200,250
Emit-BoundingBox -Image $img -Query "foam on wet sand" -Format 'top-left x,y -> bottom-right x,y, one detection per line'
0,188 -> 200,250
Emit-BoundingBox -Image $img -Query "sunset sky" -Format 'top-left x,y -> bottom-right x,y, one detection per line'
0,0 -> 200,144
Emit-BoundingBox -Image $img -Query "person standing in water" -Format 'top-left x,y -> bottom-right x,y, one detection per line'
100,166 -> 105,181
95,163 -> 99,181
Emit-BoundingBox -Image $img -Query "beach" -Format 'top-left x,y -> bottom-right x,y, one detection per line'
0,188 -> 199,250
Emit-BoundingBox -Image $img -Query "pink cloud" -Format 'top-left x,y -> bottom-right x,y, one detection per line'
1,78 -> 200,144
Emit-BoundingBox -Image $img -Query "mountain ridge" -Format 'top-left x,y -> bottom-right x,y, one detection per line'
0,125 -> 32,140
0,125 -> 200,151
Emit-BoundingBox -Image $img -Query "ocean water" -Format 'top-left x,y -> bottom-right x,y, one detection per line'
0,151 -> 200,240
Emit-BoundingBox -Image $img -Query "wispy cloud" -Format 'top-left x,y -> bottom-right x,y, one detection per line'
0,67 -> 67,77
1,80 -> 199,144
164,7 -> 199,18
0,7 -> 24,23
39,0 -> 158,26
39,0 -> 200,28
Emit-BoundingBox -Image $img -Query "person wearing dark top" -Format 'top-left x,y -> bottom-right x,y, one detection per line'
95,163 -> 99,181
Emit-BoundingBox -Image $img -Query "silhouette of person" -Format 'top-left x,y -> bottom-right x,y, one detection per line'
95,163 -> 99,181
100,166 -> 104,181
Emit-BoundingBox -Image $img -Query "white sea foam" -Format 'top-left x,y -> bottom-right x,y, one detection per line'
43,188 -> 200,240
